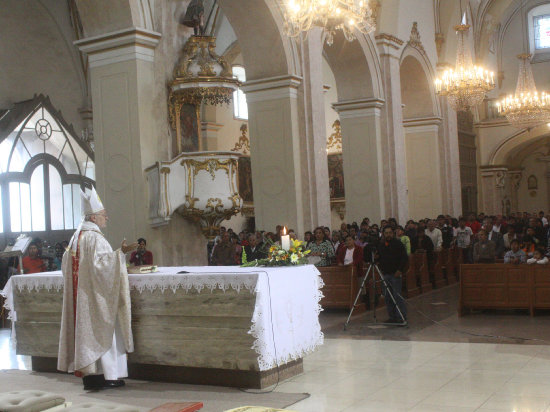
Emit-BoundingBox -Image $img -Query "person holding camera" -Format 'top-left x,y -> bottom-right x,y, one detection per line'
376,226 -> 409,324
129,238 -> 153,266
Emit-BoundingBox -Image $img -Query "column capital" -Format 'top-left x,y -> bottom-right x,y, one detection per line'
375,33 -> 405,59
332,98 -> 385,119
241,75 -> 302,103
481,166 -> 508,188
403,116 -> 443,133
75,27 -> 161,68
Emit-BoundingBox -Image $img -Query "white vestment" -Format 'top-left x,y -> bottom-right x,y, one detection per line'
57,221 -> 133,378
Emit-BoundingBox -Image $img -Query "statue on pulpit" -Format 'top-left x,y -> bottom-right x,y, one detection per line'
180,0 -> 205,36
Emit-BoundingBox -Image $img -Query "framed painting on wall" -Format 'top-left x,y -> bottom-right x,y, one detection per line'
238,156 -> 254,203
327,153 -> 345,199
177,103 -> 200,152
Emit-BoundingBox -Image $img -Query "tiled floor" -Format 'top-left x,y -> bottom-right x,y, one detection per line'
3,283 -> 550,411
283,338 -> 550,411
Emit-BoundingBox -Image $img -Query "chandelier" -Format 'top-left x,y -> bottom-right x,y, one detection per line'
435,24 -> 495,111
283,0 -> 376,46
496,54 -> 550,129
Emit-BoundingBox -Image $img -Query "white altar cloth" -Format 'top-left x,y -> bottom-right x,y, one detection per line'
1,265 -> 324,371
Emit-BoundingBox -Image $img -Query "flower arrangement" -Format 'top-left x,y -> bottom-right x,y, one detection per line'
242,238 -> 311,267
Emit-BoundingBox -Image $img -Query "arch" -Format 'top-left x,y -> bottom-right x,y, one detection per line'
489,123 -> 550,165
218,0 -> 299,80
399,46 -> 441,118
322,31 -> 383,101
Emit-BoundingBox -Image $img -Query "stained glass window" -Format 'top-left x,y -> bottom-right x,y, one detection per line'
534,14 -> 550,49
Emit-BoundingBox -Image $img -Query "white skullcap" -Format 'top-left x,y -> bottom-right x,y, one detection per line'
80,186 -> 105,216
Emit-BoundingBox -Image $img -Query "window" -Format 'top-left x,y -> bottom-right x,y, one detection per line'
0,98 -> 95,235
232,66 -> 248,120
534,14 -> 550,49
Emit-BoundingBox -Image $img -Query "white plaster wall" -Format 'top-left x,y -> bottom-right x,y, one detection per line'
405,128 -> 442,219
0,1 -> 86,130
517,151 -> 549,213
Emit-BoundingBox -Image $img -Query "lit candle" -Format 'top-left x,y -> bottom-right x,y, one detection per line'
281,226 -> 291,251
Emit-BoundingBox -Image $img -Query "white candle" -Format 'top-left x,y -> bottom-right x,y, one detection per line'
281,227 -> 291,251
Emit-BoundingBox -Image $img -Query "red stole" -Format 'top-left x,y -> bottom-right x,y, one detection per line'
71,232 -> 83,377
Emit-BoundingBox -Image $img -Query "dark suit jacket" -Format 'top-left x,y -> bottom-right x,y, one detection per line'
487,231 -> 504,258
244,245 -> 267,261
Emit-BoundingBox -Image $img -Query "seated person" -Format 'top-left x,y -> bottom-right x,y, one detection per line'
522,235 -> 536,258
336,235 -> 363,274
527,248 -> 549,265
22,242 -> 47,274
411,227 -> 435,265
244,233 -> 266,262
211,232 -> 236,266
473,229 -> 496,263
129,238 -> 153,266
503,239 -> 526,264
53,242 -> 64,270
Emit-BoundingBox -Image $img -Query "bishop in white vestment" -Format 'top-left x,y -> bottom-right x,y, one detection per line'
57,187 -> 137,390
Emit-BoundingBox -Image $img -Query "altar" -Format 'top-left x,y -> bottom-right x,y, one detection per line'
1,265 -> 324,388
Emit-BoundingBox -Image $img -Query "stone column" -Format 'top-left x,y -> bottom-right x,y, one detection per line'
376,34 -> 408,224
403,117 -> 443,219
537,156 -> 550,207
75,27 -> 161,244
480,166 -> 508,215
299,28 -> 332,229
508,170 -> 522,213
243,75 -> 330,235
332,99 -> 386,223
438,95 -> 462,216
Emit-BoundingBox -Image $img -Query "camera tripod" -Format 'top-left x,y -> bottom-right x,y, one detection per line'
343,262 -> 407,330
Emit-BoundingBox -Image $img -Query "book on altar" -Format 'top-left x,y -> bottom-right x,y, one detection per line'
127,265 -> 158,274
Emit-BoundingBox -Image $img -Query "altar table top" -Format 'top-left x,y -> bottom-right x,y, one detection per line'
2,265 -> 324,371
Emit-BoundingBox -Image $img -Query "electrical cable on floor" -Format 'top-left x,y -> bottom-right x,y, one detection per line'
238,269 -> 281,394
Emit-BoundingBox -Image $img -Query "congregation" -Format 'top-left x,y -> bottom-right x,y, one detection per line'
209,211 -> 550,269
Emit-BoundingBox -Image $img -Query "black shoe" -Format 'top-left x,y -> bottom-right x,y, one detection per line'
104,379 -> 125,388
83,374 -> 105,391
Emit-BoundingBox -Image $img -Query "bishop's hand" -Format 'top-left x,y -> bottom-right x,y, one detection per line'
121,239 -> 138,254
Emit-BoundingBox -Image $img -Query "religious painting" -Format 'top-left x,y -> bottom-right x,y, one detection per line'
528,174 -> 538,190
327,154 -> 345,199
178,103 -> 200,152
238,156 -> 254,202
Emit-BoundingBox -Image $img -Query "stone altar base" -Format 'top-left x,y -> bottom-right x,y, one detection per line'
30,357 -> 303,389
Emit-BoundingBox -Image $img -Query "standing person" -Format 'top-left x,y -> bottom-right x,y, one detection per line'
454,218 -> 473,262
425,220 -> 443,252
129,238 -> 153,266
396,226 -> 411,255
308,226 -> 335,267
211,232 -> 236,265
473,229 -> 496,263
58,187 -> 137,391
376,227 -> 409,325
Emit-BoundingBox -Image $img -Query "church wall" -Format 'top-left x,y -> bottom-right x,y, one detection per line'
517,151 -> 549,214
404,127 -> 442,220
0,0 -> 85,131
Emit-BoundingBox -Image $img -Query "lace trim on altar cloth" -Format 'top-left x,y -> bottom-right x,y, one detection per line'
249,272 -> 325,371
128,273 -> 258,294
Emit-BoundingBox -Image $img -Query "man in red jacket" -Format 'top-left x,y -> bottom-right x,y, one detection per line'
129,238 -> 153,266
337,235 -> 363,274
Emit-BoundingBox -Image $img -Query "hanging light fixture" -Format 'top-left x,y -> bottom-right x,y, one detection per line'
283,0 -> 376,46
496,0 -> 550,129
434,1 -> 495,111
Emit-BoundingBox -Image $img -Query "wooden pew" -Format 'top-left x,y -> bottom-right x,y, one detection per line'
458,263 -> 550,316
318,265 -> 360,310
413,251 -> 432,293
445,247 -> 457,284
431,251 -> 447,289
403,254 -> 421,298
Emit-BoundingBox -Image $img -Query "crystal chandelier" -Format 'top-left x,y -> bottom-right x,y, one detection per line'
496,54 -> 550,129
435,23 -> 495,111
283,0 -> 376,46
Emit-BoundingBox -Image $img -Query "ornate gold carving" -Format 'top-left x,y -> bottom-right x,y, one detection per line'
374,33 -> 404,46
231,123 -> 250,154
408,22 -> 425,54
326,120 -> 342,152
160,167 -> 171,174
181,158 -> 236,180
206,197 -> 224,214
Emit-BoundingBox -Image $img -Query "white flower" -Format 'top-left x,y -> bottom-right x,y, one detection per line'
290,253 -> 299,263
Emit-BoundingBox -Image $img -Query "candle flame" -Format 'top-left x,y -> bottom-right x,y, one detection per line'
283,227 -> 287,235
